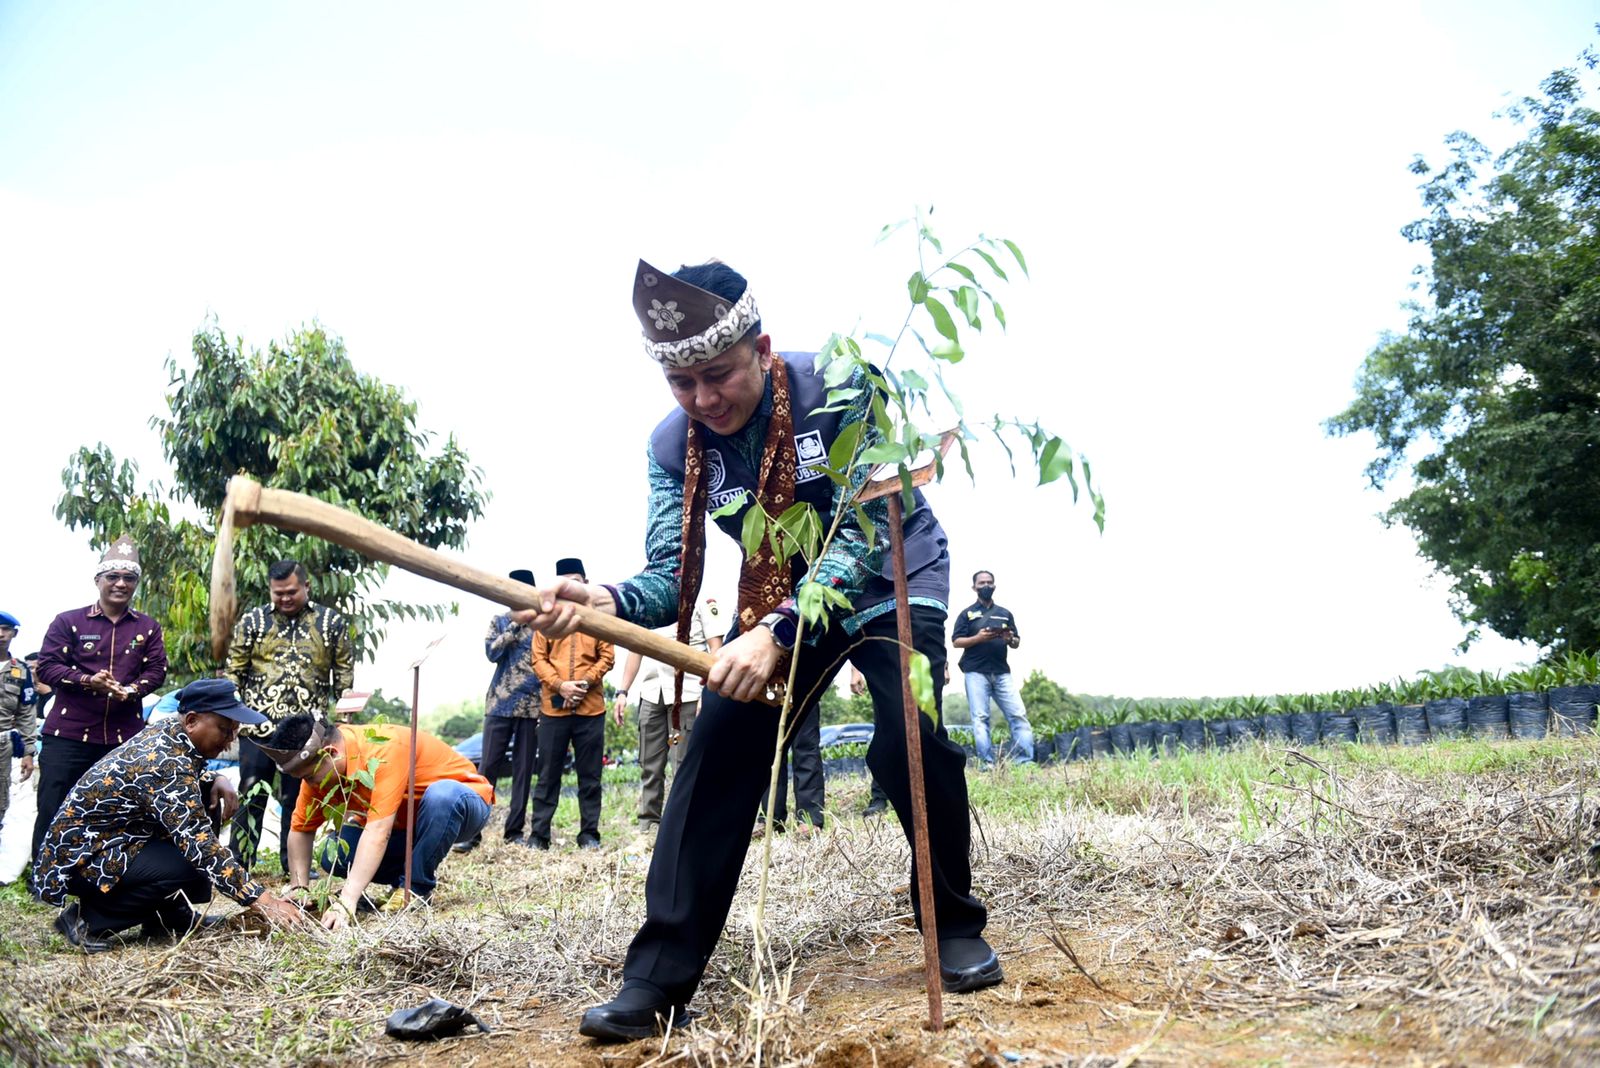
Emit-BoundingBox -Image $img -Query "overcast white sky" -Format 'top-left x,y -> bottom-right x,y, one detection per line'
3,1 -> 1596,711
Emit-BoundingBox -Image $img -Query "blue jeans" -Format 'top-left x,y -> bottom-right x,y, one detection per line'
965,671 -> 1034,764
319,779 -> 491,897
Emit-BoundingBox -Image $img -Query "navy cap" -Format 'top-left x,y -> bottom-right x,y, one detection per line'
176,678 -> 269,725
509,569 -> 536,586
555,558 -> 585,578
0,611 -> 18,628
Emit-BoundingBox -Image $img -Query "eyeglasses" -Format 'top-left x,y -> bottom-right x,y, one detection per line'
101,573 -> 138,585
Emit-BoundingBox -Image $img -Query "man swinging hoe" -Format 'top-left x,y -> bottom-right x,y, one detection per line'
517,260 -> 1003,1041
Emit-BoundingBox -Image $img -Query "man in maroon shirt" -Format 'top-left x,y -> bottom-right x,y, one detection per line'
30,535 -> 168,867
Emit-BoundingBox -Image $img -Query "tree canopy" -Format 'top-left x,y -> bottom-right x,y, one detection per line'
1328,46 -> 1600,655
57,322 -> 487,681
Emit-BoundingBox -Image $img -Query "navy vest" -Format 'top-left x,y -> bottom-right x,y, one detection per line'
650,352 -> 951,618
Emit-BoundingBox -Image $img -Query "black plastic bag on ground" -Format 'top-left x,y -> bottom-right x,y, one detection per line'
1178,719 -> 1206,749
1262,714 -> 1291,740
1321,712 -> 1358,744
1424,698 -> 1467,739
1156,721 -> 1181,755
1086,725 -> 1111,758
1508,691 -> 1548,739
1548,685 -> 1600,735
1393,705 -> 1428,745
1129,722 -> 1158,752
1205,720 -> 1235,748
386,998 -> 489,1040
1232,718 -> 1264,743
1035,734 -> 1055,764
1055,729 -> 1080,762
1289,712 -> 1321,745
1355,705 -> 1396,745
1108,723 -> 1134,756
1467,695 -> 1510,739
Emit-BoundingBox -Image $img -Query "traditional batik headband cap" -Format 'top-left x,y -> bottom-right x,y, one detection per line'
94,534 -> 143,580
250,718 -> 338,776
633,259 -> 760,368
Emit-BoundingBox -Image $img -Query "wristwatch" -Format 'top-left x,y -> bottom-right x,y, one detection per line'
758,611 -> 798,651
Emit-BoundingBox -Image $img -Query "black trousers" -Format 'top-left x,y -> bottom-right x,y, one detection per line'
529,713 -> 604,843
480,715 -> 539,838
760,697 -> 825,828
231,741 -> 303,871
67,840 -> 213,935
32,735 -> 120,866
622,604 -> 985,1004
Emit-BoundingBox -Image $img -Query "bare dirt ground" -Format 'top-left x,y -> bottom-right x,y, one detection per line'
2,738 -> 1597,1067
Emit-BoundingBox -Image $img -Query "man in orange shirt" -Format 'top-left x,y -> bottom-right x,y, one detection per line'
528,558 -> 615,851
254,714 -> 493,928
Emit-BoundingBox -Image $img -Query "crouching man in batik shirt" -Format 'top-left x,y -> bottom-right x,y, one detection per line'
32,679 -> 306,952
519,260 -> 1001,1042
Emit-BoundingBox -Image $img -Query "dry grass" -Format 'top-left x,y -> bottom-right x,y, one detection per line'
1,737 -> 1597,1066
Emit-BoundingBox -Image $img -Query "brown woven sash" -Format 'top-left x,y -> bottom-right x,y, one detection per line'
672,356 -> 798,716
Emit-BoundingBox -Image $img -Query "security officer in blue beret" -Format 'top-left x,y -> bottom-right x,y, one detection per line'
0,611 -> 37,836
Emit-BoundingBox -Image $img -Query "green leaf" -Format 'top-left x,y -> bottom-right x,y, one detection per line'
945,262 -> 978,285
823,350 -> 857,388
710,489 -> 748,520
973,248 -> 1009,282
829,422 -> 863,473
851,502 -> 878,551
931,339 -> 964,363
775,502 -> 822,560
919,225 -> 944,254
909,651 -> 936,715
797,581 -> 827,625
824,387 -> 862,406
1037,436 -> 1072,488
990,297 -> 1007,331
860,441 -> 907,466
876,218 -> 910,245
907,271 -> 929,304
954,286 -> 982,329
820,585 -> 852,612
1001,238 -> 1029,278
741,505 -> 766,559
923,296 -> 959,341
865,332 -> 897,348
900,369 -> 929,394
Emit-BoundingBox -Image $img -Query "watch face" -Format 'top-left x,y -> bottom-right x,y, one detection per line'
764,615 -> 797,649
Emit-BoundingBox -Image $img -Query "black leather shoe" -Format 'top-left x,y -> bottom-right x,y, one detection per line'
862,800 -> 888,817
55,903 -> 114,954
578,987 -> 692,1041
140,910 -> 226,941
577,834 -> 602,851
939,936 -> 1004,992
524,836 -> 551,851
452,833 -> 483,854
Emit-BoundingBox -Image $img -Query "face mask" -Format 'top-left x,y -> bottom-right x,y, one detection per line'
976,585 -> 995,600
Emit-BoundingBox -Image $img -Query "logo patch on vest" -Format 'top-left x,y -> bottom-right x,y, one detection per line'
704,448 -> 749,512
795,430 -> 828,484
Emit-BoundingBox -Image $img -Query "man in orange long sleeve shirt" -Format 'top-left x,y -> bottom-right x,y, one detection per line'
528,558 -> 615,851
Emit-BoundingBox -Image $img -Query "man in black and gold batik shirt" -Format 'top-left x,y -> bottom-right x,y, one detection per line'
33,679 -> 305,952
225,559 -> 355,870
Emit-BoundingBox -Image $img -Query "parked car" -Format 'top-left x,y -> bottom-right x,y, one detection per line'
820,722 -> 874,749
453,731 -> 511,779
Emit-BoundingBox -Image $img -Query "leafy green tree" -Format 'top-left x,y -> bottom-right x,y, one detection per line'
360,689 -> 413,725
1328,48 -> 1600,654
433,710 -> 483,745
55,321 -> 488,682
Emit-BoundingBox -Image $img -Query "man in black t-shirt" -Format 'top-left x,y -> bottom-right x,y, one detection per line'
950,570 -> 1034,767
